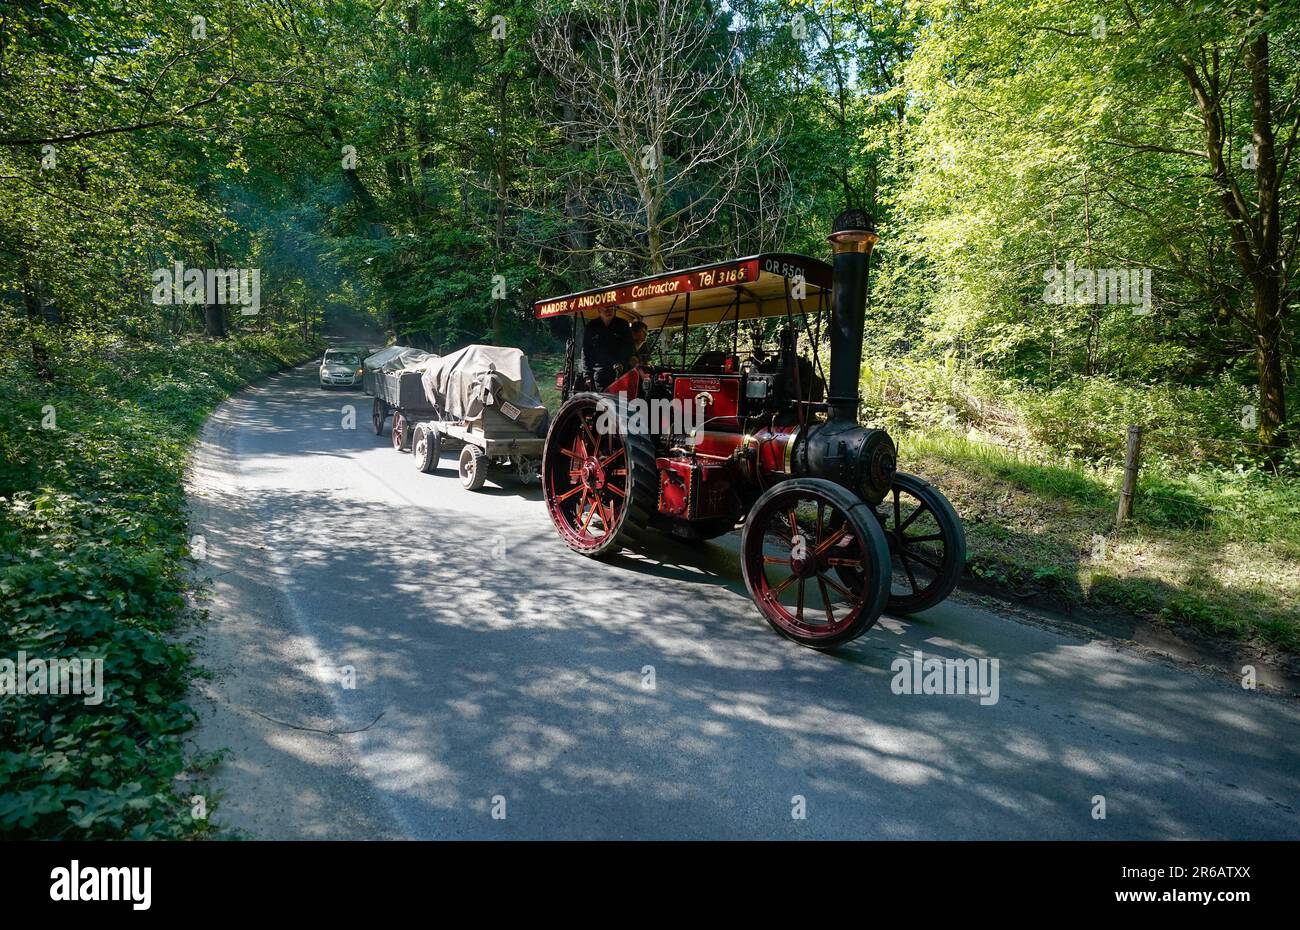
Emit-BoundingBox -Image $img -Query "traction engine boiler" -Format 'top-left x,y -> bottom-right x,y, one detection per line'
535,211 -> 965,647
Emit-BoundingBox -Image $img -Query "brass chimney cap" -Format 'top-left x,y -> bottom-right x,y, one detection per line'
828,209 -> 879,253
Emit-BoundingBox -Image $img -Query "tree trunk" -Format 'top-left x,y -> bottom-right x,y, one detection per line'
1178,15 -> 1290,458
204,303 -> 226,338
1253,273 -> 1288,449
1244,20 -> 1288,451
204,241 -> 226,338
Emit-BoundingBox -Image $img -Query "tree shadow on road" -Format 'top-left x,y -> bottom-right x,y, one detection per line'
183,366 -> 1300,840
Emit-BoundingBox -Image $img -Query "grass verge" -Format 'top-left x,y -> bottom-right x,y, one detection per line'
898,430 -> 1300,654
0,328 -> 320,838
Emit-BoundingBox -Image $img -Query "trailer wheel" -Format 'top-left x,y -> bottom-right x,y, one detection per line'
372,398 -> 387,435
741,477 -> 891,648
458,445 -> 487,490
413,425 -> 440,473
540,392 -> 656,558
391,411 -> 410,452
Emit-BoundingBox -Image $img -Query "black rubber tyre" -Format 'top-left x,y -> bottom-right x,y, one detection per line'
540,392 -> 658,558
413,424 -> 440,473
459,445 -> 487,490
372,397 -> 387,435
740,477 -> 892,648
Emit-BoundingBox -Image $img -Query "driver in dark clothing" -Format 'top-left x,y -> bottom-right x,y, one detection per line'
582,305 -> 632,389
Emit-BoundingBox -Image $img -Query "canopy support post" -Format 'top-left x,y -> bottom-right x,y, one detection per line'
681,292 -> 690,369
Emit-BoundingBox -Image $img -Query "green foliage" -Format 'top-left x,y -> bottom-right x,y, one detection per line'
0,0 -> 1297,837
1017,376 -> 1260,468
863,352 -> 1287,475
1136,477 -> 1216,530
0,327 -> 318,838
860,354 -> 1009,434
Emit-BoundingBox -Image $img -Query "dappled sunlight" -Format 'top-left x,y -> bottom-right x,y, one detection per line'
186,367 -> 1300,839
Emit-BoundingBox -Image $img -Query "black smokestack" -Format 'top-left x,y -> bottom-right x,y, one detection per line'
826,209 -> 878,422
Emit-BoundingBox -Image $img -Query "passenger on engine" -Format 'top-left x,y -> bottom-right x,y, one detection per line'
628,320 -> 649,369
583,305 -> 632,389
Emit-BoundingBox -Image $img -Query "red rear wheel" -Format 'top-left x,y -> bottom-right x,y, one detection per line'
541,392 -> 656,557
741,478 -> 891,648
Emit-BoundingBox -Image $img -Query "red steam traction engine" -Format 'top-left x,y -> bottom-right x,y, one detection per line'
535,211 -> 965,647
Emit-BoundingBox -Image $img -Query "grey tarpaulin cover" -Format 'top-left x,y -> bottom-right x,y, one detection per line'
363,345 -> 431,371
420,345 -> 548,433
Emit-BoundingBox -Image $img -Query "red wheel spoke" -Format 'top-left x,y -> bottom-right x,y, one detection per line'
600,447 -> 625,468
813,526 -> 847,558
556,483 -> 585,504
815,575 -> 836,626
559,446 -> 582,460
606,482 -> 625,498
796,577 -> 806,621
825,557 -> 862,568
820,572 -> 860,603
770,572 -> 797,596
580,420 -> 601,457
762,555 -> 787,565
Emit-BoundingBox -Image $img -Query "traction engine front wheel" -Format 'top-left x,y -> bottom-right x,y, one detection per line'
876,472 -> 966,613
740,478 -> 892,648
541,392 -> 657,558
833,472 -> 966,614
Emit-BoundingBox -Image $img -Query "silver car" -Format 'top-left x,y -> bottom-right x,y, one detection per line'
319,349 -> 364,389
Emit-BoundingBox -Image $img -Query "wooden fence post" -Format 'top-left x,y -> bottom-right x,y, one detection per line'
1116,425 -> 1142,527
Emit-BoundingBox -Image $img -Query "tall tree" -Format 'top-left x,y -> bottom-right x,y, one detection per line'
533,0 -> 784,272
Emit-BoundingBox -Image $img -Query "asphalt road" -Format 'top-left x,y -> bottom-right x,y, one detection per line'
185,361 -> 1300,839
